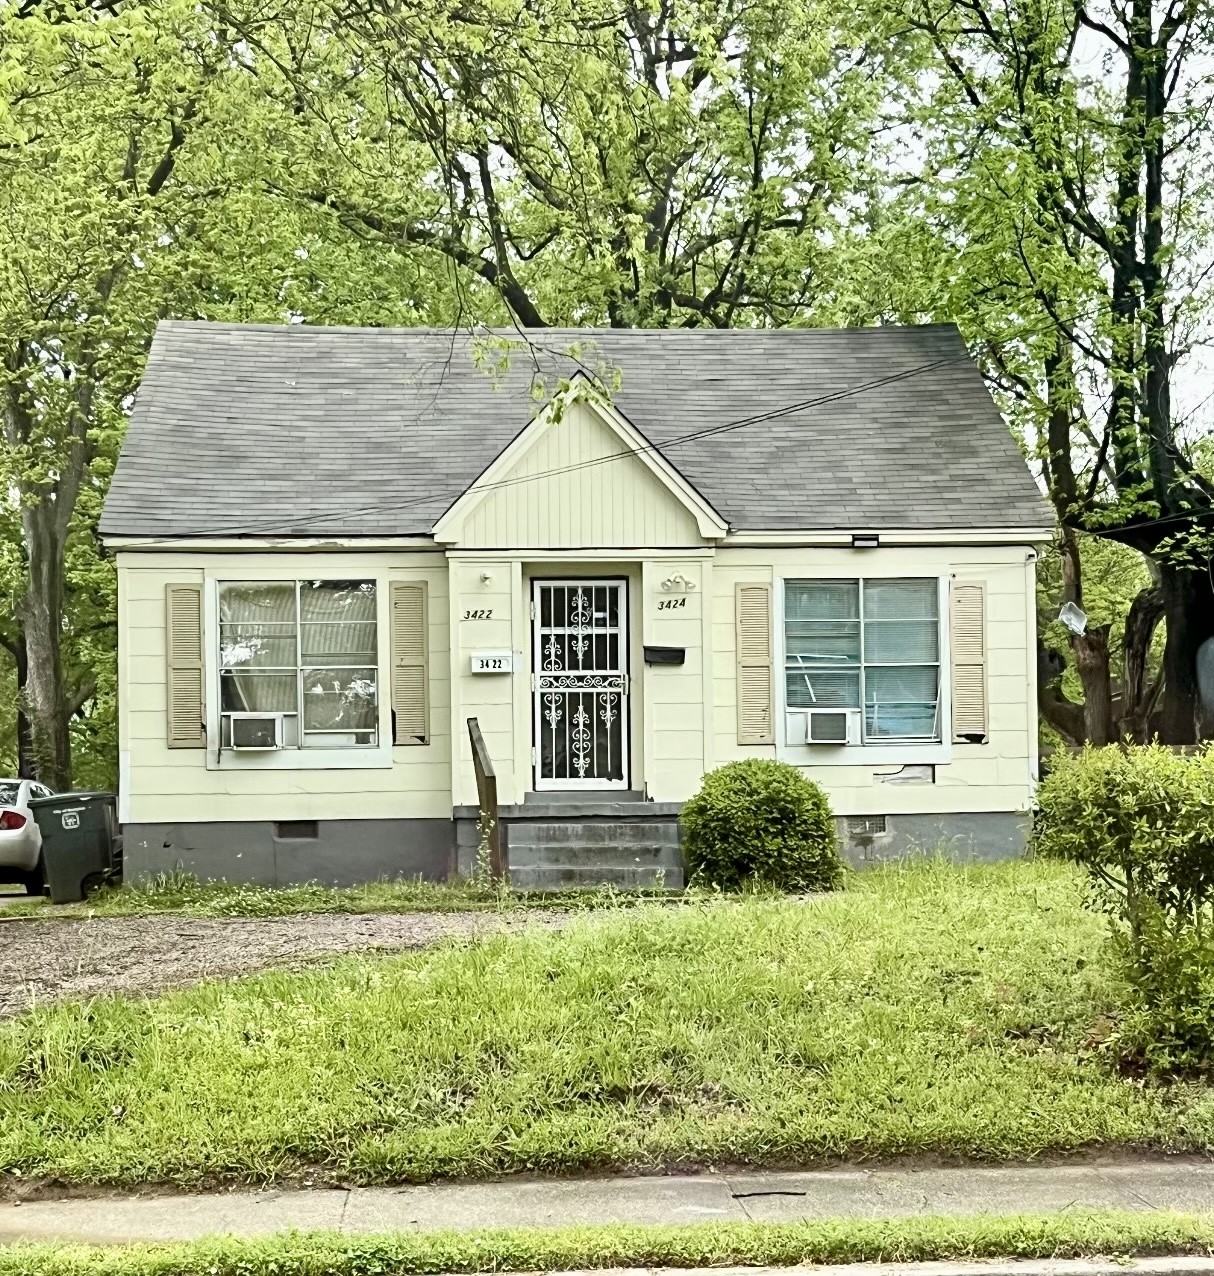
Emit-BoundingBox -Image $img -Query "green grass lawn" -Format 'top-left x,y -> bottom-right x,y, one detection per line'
3,859 -> 1214,1188
6,1211 -> 1214,1276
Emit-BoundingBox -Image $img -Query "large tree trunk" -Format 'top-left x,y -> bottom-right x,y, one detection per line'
13,637 -> 35,780
1156,562 -> 1214,744
16,504 -> 71,790
1120,582 -> 1164,741
1072,625 -> 1115,744
1057,525 -> 1117,744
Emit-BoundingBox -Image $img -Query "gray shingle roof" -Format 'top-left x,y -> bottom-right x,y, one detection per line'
100,322 -> 1051,539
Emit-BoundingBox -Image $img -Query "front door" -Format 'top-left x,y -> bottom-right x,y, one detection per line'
533,579 -> 629,789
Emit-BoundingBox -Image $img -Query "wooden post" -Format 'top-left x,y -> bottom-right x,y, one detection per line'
467,717 -> 505,883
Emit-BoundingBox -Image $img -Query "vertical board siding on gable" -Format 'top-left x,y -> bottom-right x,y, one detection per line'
710,545 -> 1035,817
460,401 -> 704,549
118,554 -> 453,823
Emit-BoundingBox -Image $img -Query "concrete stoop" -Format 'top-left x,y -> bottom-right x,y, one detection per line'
506,804 -> 683,890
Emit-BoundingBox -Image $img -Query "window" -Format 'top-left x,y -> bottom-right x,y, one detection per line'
218,580 -> 378,748
784,578 -> 941,743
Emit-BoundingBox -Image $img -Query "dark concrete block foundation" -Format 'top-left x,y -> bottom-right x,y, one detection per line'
122,810 -> 1029,887
835,811 -> 1029,868
122,819 -> 455,887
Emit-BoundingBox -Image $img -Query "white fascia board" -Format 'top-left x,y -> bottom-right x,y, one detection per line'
725,527 -> 1054,547
104,536 -> 440,552
431,375 -> 729,544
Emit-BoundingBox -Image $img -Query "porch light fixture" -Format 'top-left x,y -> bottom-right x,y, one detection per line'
851,533 -> 880,549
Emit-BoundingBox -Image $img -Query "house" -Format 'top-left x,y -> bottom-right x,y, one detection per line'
100,322 -> 1052,888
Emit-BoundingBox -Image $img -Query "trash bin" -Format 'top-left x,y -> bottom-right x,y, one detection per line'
28,792 -> 120,904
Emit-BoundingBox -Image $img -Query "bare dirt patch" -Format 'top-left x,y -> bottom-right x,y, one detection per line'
0,910 -> 570,1017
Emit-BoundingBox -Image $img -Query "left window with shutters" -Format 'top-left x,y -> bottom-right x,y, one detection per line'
216,580 -> 379,749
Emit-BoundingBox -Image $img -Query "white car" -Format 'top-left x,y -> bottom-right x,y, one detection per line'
0,779 -> 54,894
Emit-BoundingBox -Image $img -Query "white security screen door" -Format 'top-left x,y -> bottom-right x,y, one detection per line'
533,580 -> 629,789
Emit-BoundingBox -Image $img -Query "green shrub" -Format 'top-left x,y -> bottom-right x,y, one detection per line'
1032,744 -> 1214,925
680,758 -> 842,892
1111,914 -> 1214,1076
1032,744 -> 1214,1074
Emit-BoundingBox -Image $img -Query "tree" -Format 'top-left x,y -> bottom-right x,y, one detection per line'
214,0 -> 914,330
863,0 -> 1214,742
0,0 -> 459,788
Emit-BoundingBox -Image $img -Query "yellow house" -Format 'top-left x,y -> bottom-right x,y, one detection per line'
100,322 -> 1052,887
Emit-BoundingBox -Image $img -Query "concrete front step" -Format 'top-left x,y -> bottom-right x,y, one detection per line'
509,862 -> 683,891
508,820 -> 679,848
507,841 -> 682,870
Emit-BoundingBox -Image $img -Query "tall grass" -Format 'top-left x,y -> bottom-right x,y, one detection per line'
2,860 -> 1214,1187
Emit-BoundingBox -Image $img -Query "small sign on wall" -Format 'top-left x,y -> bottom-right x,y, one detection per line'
470,650 -> 514,674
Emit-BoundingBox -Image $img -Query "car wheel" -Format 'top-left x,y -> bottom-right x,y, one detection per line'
22,854 -> 46,896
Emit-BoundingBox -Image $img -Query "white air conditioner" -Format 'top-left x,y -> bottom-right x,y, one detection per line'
804,708 -> 860,746
786,708 -> 860,746
226,713 -> 284,751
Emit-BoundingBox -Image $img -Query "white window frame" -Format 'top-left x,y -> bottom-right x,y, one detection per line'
203,573 -> 393,771
775,575 -> 953,766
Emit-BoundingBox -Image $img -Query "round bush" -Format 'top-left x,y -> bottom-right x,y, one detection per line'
680,758 -> 842,892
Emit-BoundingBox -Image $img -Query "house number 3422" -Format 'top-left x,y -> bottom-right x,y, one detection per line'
657,597 -> 687,610
462,609 -> 493,620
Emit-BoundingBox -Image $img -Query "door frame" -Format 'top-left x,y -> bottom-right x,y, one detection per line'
531,576 -> 630,791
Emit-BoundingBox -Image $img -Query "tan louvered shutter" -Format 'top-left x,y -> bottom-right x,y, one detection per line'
165,584 -> 206,748
391,582 -> 429,745
950,580 -> 987,743
735,583 -> 774,745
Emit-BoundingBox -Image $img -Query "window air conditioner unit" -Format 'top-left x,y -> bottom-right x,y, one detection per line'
227,713 -> 283,751
806,708 -> 860,746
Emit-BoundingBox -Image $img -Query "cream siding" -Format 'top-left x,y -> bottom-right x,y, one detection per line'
118,533 -> 1038,829
117,552 -> 451,824
710,545 -> 1036,817
454,401 -> 705,549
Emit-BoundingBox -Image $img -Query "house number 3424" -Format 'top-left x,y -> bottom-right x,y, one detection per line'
462,609 -> 493,620
657,597 -> 687,610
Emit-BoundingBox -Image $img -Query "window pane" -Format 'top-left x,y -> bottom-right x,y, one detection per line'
787,669 -> 860,709
300,581 -> 377,665
786,620 -> 861,665
865,665 -> 939,738
302,667 -> 378,731
219,583 -> 297,670
862,578 -> 937,620
220,626 -> 296,669
301,622 -> 377,664
221,671 -> 298,714
786,580 -> 859,621
300,580 -> 376,622
864,619 -> 938,664
219,583 -> 297,625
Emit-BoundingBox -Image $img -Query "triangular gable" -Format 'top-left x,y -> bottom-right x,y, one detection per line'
433,376 -> 729,548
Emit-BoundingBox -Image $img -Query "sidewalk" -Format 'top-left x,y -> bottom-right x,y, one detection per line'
3,1161 -> 1214,1246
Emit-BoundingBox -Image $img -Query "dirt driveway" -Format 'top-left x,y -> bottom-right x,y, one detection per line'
0,909 -> 569,1018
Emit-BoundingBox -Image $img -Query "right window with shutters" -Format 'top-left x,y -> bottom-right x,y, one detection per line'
784,578 -> 942,744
